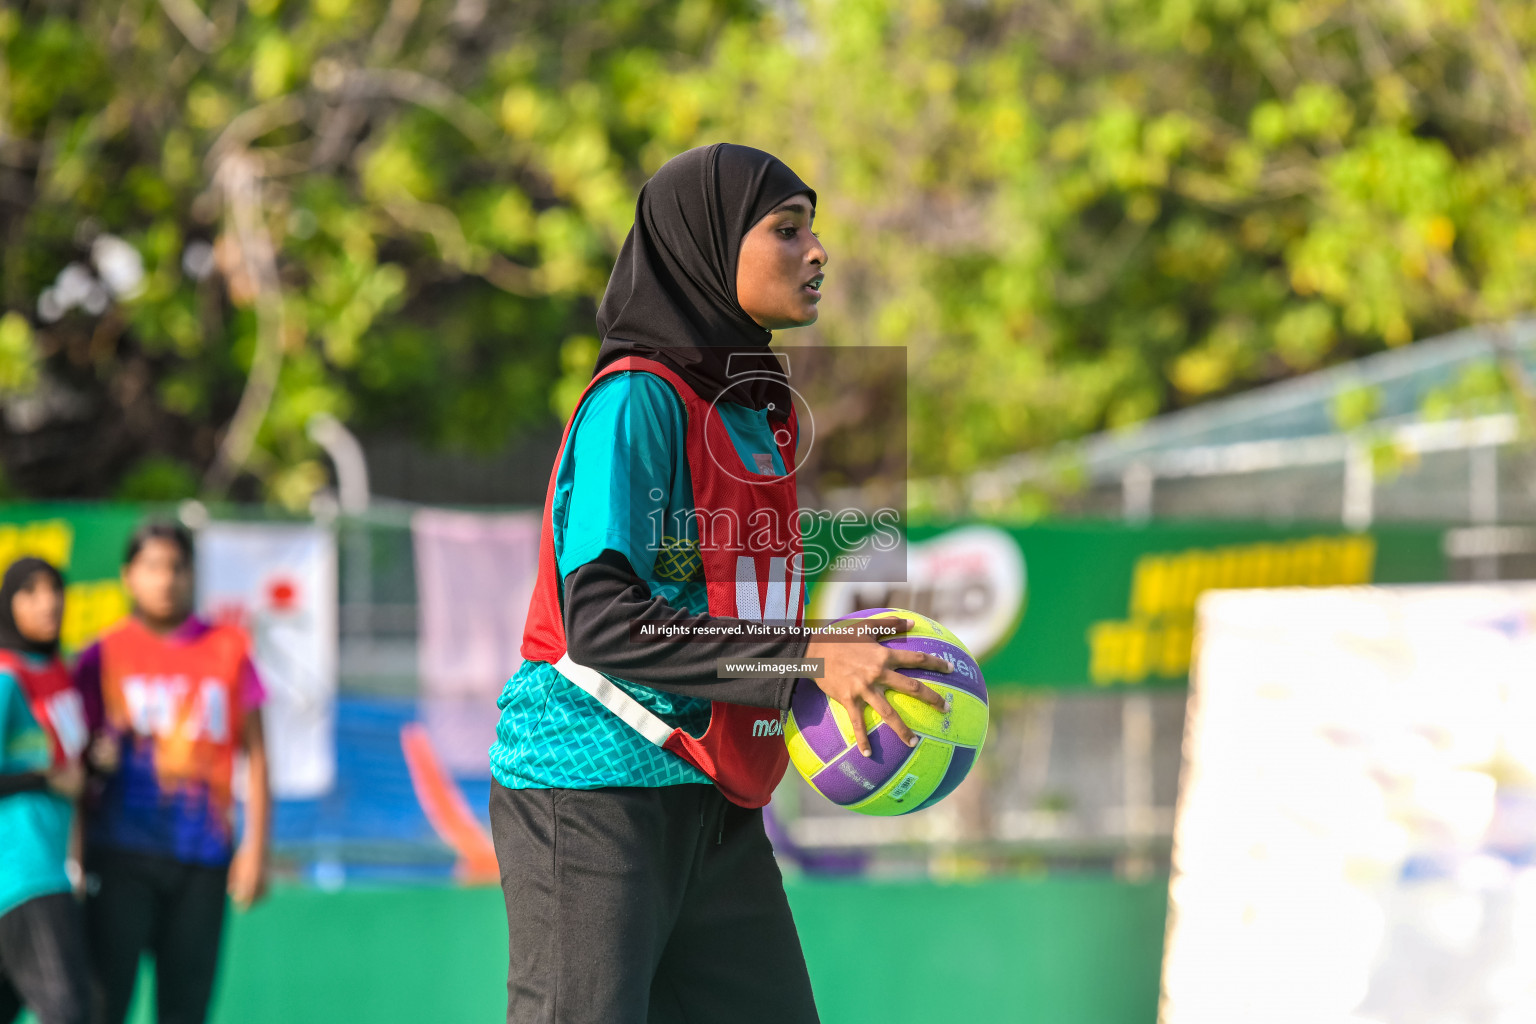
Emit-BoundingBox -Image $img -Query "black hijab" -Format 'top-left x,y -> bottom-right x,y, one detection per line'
0,557 -> 64,657
594,143 -> 817,412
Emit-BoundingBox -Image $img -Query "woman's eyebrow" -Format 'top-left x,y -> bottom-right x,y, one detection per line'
769,200 -> 811,216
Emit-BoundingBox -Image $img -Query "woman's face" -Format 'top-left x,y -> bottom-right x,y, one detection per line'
736,195 -> 828,330
123,538 -> 193,624
12,573 -> 62,646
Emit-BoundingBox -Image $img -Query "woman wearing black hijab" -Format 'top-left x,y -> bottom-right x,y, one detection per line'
0,558 -> 91,1024
490,144 -> 949,1023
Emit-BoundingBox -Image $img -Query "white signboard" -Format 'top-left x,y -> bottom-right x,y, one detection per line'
1163,583 -> 1536,1024
808,524 -> 1026,661
196,522 -> 338,798
412,508 -> 541,776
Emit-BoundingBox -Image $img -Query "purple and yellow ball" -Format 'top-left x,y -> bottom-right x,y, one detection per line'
784,607 -> 988,816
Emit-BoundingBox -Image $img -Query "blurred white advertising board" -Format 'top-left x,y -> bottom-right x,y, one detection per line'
1163,583 -> 1536,1024
411,508 -> 541,776
197,522 -> 338,798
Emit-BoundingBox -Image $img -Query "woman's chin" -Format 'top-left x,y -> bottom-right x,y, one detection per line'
757,303 -> 820,331
785,304 -> 820,328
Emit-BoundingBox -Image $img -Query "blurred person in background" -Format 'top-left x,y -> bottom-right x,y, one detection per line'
0,557 -> 90,1024
73,522 -> 270,1024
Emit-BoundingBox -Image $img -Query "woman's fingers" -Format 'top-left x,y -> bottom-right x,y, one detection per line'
881,670 -> 948,710
888,647 -> 955,675
865,688 -> 918,747
841,698 -> 872,757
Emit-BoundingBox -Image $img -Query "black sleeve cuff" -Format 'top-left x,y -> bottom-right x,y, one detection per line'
561,549 -> 810,710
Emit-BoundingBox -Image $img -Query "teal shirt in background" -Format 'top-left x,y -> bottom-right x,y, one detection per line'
489,370 -> 793,790
0,658 -> 72,919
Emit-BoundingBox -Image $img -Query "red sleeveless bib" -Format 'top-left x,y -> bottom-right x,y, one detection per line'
0,651 -> 85,768
520,355 -> 802,808
99,618 -> 249,815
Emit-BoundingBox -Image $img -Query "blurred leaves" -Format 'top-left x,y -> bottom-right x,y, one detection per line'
115,456 -> 199,501
0,0 -> 747,504
1332,383 -> 1384,433
0,314 -> 39,395
3,0 -> 1536,506
674,0 -> 1536,501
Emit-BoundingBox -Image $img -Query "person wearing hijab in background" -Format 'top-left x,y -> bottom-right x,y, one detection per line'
490,143 -> 951,1024
72,521 -> 270,1024
0,558 -> 90,1024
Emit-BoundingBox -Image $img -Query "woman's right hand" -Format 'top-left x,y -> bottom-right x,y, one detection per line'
87,732 -> 120,774
46,762 -> 86,800
803,617 -> 952,757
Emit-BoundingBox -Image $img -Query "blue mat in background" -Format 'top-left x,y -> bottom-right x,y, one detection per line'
268,697 -> 491,885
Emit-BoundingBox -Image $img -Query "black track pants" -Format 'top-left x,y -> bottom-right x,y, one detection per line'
83,848 -> 228,1024
489,782 -> 819,1024
0,891 -> 91,1024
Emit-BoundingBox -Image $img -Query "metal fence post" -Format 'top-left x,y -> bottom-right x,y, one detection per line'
1471,444 -> 1500,581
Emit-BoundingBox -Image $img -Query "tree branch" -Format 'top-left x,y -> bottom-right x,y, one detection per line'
206,96 -> 307,172
370,0 -> 423,64
203,152 -> 287,497
156,0 -> 223,53
326,68 -> 499,151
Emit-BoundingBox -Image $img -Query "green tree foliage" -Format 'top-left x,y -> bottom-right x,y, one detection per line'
0,0 -> 750,503
684,0 -> 1536,512
3,0 -> 1536,509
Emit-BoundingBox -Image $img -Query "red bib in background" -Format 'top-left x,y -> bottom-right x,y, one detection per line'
99,618 -> 249,818
0,651 -> 85,769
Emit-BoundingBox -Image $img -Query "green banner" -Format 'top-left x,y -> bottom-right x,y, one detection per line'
0,504 -> 145,651
807,520 -> 1447,688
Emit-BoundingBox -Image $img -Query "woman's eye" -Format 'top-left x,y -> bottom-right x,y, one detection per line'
778,227 -> 797,238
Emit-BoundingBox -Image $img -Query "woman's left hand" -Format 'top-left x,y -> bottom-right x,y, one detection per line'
87,732 -> 120,774
227,844 -> 269,910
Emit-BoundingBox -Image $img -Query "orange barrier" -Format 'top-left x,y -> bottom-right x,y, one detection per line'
398,722 -> 499,884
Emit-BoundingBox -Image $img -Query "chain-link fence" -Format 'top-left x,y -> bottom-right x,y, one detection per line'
283,505 -> 1184,883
